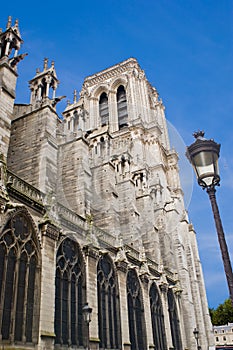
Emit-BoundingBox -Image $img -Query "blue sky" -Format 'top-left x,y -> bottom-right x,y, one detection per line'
1,0 -> 233,308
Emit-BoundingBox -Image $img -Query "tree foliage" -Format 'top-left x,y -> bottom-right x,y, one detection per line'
209,299 -> 233,325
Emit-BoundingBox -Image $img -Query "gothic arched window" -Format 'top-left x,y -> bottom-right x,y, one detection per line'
55,238 -> 85,347
99,92 -> 109,126
0,212 -> 40,344
167,289 -> 182,350
117,85 -> 128,129
150,283 -> 167,350
127,269 -> 146,350
97,255 -> 121,349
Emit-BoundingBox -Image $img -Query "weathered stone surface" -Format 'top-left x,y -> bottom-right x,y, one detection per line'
0,17 -> 215,350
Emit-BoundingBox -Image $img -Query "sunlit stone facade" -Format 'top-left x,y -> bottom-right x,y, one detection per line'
0,17 -> 214,350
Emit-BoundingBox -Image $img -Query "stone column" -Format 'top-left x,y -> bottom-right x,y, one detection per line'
109,90 -> 118,133
127,73 -> 138,123
5,39 -> 11,56
159,281 -> 173,349
174,287 -> 188,349
37,222 -> 60,350
52,82 -> 57,99
83,244 -> 100,350
46,83 -> 50,98
115,260 -> 131,350
14,48 -> 19,57
89,97 -> 98,130
37,86 -> 42,101
140,274 -> 154,349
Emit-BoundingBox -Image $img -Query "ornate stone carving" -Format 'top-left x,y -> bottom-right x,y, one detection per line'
83,244 -> 100,260
39,220 -> 60,241
82,58 -> 141,88
0,153 -> 9,208
115,237 -> 128,263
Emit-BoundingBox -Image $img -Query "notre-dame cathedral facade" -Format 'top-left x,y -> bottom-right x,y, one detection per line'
0,17 -> 214,350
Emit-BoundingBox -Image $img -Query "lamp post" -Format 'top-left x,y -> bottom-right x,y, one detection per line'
193,328 -> 201,350
186,131 -> 233,307
83,302 -> 92,350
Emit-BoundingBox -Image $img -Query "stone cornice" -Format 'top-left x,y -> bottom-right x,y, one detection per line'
83,244 -> 100,259
83,58 -> 141,88
45,223 -> 60,240
39,221 -> 60,241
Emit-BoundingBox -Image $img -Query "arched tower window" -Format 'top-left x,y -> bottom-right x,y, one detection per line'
97,255 -> 121,349
150,283 -> 167,350
55,238 -> 85,347
167,289 -> 182,349
99,92 -> 109,126
117,85 -> 128,129
0,212 -> 40,344
127,269 -> 146,350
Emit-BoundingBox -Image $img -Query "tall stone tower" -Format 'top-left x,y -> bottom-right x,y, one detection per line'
0,17 -> 214,350
0,16 -> 25,158
61,58 -> 180,260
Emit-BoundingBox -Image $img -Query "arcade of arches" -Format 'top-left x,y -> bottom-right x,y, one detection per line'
0,212 -> 182,350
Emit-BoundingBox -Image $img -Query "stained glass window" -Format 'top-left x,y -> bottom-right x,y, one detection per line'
97,255 -> 121,349
168,288 -> 182,349
55,238 -> 85,346
0,213 -> 39,344
127,269 -> 146,350
150,283 -> 167,350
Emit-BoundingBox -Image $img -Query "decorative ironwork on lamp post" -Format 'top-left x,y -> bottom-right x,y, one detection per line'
186,131 -> 233,307
83,302 -> 92,350
193,328 -> 201,350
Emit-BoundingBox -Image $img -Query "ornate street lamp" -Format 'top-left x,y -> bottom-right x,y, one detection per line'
193,328 -> 201,350
83,303 -> 92,349
186,131 -> 233,307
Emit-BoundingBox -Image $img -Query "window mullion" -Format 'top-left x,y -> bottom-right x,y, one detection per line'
67,275 -> 71,346
32,264 -> 40,344
11,253 -> 20,342
133,299 -> 138,350
98,280 -> 103,348
75,278 -> 78,346
110,287 -> 115,349
105,285 -> 110,349
22,259 -> 30,343
60,274 -> 63,344
0,246 -> 7,340
114,289 -> 120,349
155,310 -> 160,349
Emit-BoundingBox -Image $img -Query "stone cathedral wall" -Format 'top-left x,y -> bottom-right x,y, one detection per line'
0,17 -> 215,350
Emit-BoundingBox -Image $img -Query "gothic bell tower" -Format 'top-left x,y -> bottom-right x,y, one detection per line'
0,16 -> 26,158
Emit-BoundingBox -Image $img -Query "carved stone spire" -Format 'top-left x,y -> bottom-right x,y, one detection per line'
29,58 -> 59,106
43,58 -> 48,71
0,17 -> 23,61
6,16 -> 12,29
73,89 -> 77,103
